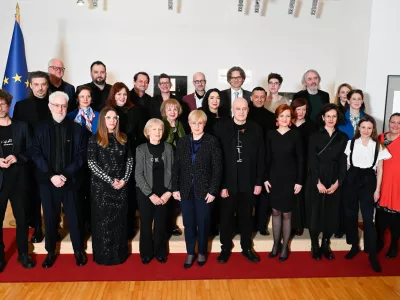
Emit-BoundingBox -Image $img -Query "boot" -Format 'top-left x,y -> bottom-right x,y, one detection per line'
321,238 -> 334,260
311,234 -> 322,260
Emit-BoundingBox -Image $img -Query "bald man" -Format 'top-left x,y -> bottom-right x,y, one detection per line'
182,72 -> 207,112
47,58 -> 75,102
214,98 -> 265,264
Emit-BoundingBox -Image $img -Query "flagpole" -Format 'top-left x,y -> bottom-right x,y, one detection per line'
15,3 -> 20,24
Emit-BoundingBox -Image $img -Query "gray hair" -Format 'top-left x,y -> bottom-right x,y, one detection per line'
301,69 -> 321,86
49,91 -> 69,103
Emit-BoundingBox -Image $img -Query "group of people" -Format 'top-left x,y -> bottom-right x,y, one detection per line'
0,59 -> 398,275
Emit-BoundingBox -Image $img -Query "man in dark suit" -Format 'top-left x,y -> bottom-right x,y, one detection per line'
47,58 -> 75,101
130,71 -> 152,121
72,61 -> 111,113
220,66 -> 252,117
0,90 -> 36,272
214,98 -> 265,264
292,69 -> 330,122
13,71 -> 52,244
32,91 -> 88,268
181,72 -> 207,112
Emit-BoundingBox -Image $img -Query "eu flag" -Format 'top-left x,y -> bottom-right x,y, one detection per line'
2,20 -> 29,117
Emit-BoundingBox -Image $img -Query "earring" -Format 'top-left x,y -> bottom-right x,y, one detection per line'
276,121 -> 279,126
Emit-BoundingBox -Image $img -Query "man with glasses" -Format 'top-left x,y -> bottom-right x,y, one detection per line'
182,72 -> 207,112
149,73 -> 177,119
221,67 -> 252,117
74,61 -> 111,113
292,69 -> 330,122
32,91 -> 88,268
13,71 -> 52,244
48,58 -> 75,102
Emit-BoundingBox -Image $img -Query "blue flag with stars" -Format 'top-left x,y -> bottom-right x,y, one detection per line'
2,20 -> 29,117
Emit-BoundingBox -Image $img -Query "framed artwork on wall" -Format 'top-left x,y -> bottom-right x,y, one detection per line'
384,75 -> 400,131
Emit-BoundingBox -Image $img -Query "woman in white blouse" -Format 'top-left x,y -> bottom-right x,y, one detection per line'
342,115 -> 391,273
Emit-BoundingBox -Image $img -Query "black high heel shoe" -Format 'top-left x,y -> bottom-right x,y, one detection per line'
268,243 -> 282,258
197,254 -> 206,267
279,247 -> 290,262
184,255 -> 195,269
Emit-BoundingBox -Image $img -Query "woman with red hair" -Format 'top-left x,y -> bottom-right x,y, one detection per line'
264,104 -> 304,261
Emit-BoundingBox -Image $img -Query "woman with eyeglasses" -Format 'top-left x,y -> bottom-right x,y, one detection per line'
87,107 -> 133,265
172,110 -> 222,268
265,73 -> 290,113
338,89 -> 367,140
106,82 -> 146,239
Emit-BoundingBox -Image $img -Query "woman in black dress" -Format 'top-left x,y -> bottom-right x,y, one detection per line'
290,98 -> 318,236
334,83 -> 352,114
264,104 -> 304,261
87,107 -> 133,265
199,88 -> 227,135
305,104 -> 348,260
106,82 -> 146,239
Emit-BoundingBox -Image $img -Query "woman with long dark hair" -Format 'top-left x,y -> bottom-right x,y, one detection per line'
334,83 -> 352,114
200,88 -> 227,135
305,104 -> 348,260
87,107 -> 133,265
338,89 -> 366,139
342,115 -> 391,272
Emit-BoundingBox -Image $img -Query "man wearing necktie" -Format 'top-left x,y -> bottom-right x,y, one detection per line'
220,66 -> 252,117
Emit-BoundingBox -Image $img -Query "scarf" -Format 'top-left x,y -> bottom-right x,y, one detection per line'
349,112 -> 360,134
74,106 -> 95,132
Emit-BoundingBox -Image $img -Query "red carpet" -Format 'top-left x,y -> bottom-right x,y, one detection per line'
1,229 -> 399,282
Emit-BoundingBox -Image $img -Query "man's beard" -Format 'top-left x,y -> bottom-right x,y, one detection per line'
94,78 -> 106,85
307,86 -> 318,95
52,114 -> 66,123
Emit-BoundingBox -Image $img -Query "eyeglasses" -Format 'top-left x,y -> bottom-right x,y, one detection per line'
268,82 -> 280,86
159,82 -> 171,86
49,66 -> 66,72
105,116 -> 119,121
231,76 -> 243,80
193,80 -> 206,84
50,103 -> 68,109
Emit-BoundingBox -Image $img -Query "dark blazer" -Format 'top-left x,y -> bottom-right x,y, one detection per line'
292,89 -> 330,120
214,119 -> 265,193
172,133 -> 222,200
31,118 -> 88,185
181,93 -> 197,112
13,96 -> 51,131
0,120 -> 32,189
49,80 -> 75,102
220,88 -> 252,117
72,82 -> 112,113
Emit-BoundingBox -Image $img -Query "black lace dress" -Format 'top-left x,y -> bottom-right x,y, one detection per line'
87,134 -> 133,265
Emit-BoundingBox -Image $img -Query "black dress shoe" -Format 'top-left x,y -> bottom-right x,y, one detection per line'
141,257 -> 152,264
156,256 -> 168,263
369,254 -> 382,273
334,232 -> 344,238
259,229 -> 270,236
321,238 -> 335,260
311,247 -> 322,260
30,227 -> 44,243
217,250 -> 231,264
345,246 -> 360,259
242,249 -> 260,263
385,244 -> 398,259
18,253 -> 36,269
268,243 -> 282,258
42,252 -> 57,268
74,251 -> 88,266
171,227 -> 182,236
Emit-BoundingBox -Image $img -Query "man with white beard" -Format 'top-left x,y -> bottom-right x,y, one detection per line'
32,91 -> 88,268
292,69 -> 330,122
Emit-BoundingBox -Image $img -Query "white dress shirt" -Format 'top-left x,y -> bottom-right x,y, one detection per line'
231,88 -> 243,107
195,93 -> 203,109
344,138 -> 392,170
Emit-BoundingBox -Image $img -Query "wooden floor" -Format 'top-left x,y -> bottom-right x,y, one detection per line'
3,205 -> 400,299
0,277 -> 400,299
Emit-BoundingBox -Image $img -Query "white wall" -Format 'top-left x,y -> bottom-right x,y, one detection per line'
1,0 -> 372,100
365,0 -> 400,131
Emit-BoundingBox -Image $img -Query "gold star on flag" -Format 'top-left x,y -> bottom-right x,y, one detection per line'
12,73 -> 22,82
25,80 -> 29,87
3,77 -> 9,85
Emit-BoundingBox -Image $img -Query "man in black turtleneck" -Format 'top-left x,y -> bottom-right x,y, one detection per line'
130,72 -> 152,121
13,71 -> 52,244
247,87 -> 276,237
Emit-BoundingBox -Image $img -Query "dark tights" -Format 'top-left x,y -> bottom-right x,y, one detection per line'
272,209 -> 291,257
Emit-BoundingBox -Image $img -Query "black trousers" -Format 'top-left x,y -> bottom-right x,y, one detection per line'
40,184 -> 82,253
336,188 -> 346,234
376,208 -> 400,246
180,192 -> 212,255
137,188 -> 168,259
255,192 -> 271,231
343,168 -> 377,255
27,165 -> 42,228
76,175 -> 90,233
220,192 -> 254,251
167,196 -> 180,234
0,179 -> 29,255
126,177 -> 138,237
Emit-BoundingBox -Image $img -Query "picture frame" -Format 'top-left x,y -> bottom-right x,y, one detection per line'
383,75 -> 400,131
